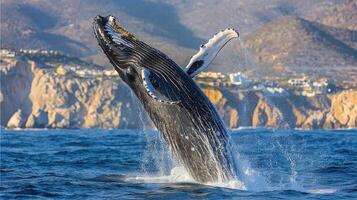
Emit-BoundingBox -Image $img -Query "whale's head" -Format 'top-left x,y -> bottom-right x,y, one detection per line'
93,15 -> 188,104
93,15 -> 139,84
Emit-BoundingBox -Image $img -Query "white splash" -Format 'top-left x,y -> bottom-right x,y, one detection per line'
306,188 -> 337,194
125,166 -> 246,190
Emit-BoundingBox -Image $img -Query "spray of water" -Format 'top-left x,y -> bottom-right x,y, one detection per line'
274,139 -> 303,190
129,90 -> 174,177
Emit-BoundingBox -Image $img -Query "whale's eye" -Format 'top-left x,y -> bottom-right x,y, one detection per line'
152,79 -> 159,88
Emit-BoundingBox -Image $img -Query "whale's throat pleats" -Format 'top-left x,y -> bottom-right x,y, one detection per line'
141,69 -> 180,104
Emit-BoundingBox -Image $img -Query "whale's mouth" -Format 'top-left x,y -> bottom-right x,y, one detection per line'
93,15 -> 136,71
93,15 -> 137,48
93,15 -> 111,51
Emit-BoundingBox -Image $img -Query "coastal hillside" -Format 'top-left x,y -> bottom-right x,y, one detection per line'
1,55 -> 356,129
306,0 -> 357,31
244,16 -> 357,82
1,0 -> 355,75
0,0 -> 196,65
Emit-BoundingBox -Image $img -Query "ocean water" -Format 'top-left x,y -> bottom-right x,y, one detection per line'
1,128 -> 356,199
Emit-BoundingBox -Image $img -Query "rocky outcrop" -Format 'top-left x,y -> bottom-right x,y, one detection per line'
1,57 -> 356,129
6,109 -> 24,128
25,69 -> 142,129
25,110 -> 49,128
323,91 -> 357,128
204,88 -> 357,129
0,58 -> 34,126
1,56 -> 141,129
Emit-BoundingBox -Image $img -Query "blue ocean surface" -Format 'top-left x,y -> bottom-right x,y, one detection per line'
1,128 -> 356,199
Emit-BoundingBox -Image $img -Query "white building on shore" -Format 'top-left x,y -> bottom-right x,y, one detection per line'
229,72 -> 251,86
0,49 -> 16,58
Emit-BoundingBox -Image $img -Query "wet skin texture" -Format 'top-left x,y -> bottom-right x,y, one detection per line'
93,15 -> 237,182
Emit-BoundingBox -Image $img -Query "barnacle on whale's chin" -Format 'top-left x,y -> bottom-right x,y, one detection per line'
106,16 -> 136,40
93,15 -> 136,48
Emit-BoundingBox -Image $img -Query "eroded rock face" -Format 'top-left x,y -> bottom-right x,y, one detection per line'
25,68 -> 140,129
1,58 -> 34,125
25,111 -> 49,128
1,57 -> 356,129
203,88 -> 357,129
1,56 -> 143,129
6,109 -> 24,128
324,91 -> 357,129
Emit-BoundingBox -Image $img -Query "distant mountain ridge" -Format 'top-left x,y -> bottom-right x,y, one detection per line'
1,0 -> 356,82
306,0 -> 357,31
244,16 -> 357,76
0,1 -> 90,56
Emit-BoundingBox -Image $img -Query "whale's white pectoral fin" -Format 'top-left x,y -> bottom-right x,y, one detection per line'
186,28 -> 239,77
141,69 -> 180,105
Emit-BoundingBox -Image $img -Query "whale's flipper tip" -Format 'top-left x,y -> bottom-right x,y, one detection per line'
185,27 -> 239,77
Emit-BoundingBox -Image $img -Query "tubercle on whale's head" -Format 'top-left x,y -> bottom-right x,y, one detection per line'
93,15 -> 135,41
107,16 -> 136,40
93,15 -> 139,84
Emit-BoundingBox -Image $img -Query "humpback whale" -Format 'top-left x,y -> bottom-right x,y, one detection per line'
93,15 -> 239,183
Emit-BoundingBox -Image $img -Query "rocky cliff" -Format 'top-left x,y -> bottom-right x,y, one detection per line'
204,88 -> 356,129
1,57 -> 141,129
1,57 -> 356,129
